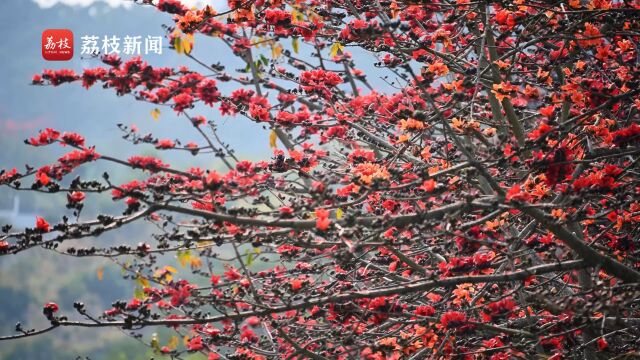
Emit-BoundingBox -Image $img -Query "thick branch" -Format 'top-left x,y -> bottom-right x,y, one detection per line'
0,260 -> 587,340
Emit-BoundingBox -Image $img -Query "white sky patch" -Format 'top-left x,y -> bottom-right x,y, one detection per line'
33,0 -> 214,9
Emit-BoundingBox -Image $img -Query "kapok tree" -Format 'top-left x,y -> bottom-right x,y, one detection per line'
2,0 -> 640,358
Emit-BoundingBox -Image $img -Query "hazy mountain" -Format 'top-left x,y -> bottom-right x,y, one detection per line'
0,1 -> 250,358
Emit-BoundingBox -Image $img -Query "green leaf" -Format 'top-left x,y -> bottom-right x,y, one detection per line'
166,335 -> 179,350
291,8 -> 304,22
136,275 -> 150,288
330,42 -> 344,58
271,43 -> 283,59
150,333 -> 160,352
134,287 -> 145,300
246,251 -> 254,267
174,36 -> 183,54
121,261 -> 130,276
260,54 -> 269,66
254,60 -> 263,75
151,108 -> 160,121
177,250 -> 192,268
292,37 -> 299,54
184,34 -> 194,54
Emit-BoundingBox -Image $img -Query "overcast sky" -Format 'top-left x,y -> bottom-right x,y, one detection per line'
33,0 -> 213,8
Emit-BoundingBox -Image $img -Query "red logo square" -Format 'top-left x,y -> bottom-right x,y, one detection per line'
42,29 -> 74,61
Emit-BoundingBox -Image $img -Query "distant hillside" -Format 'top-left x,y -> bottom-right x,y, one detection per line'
0,1 -> 254,359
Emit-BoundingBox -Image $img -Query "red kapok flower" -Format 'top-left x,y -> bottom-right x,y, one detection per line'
316,216 -> 331,231
61,132 -> 85,147
610,123 -> 640,147
28,128 -> 60,146
43,302 -> 58,312
205,171 -> 222,189
67,191 -> 86,203
415,305 -> 436,317
157,0 -> 188,15
196,79 -> 220,106
245,316 -> 261,327
597,337 -> 608,351
315,208 -> 331,230
187,335 -> 204,351
420,179 -> 437,192
543,147 -> 574,186
300,69 -> 343,98
172,93 -> 194,113
485,297 -> 517,319
35,216 -> 50,232
155,139 -> 176,149
37,171 -> 50,186
223,266 -> 242,281
127,156 -> 168,172
315,208 -> 330,219
0,168 -> 19,185
43,302 -> 59,318
290,279 -> 303,291
505,184 -> 531,202
440,311 -> 467,329
210,274 -> 221,285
